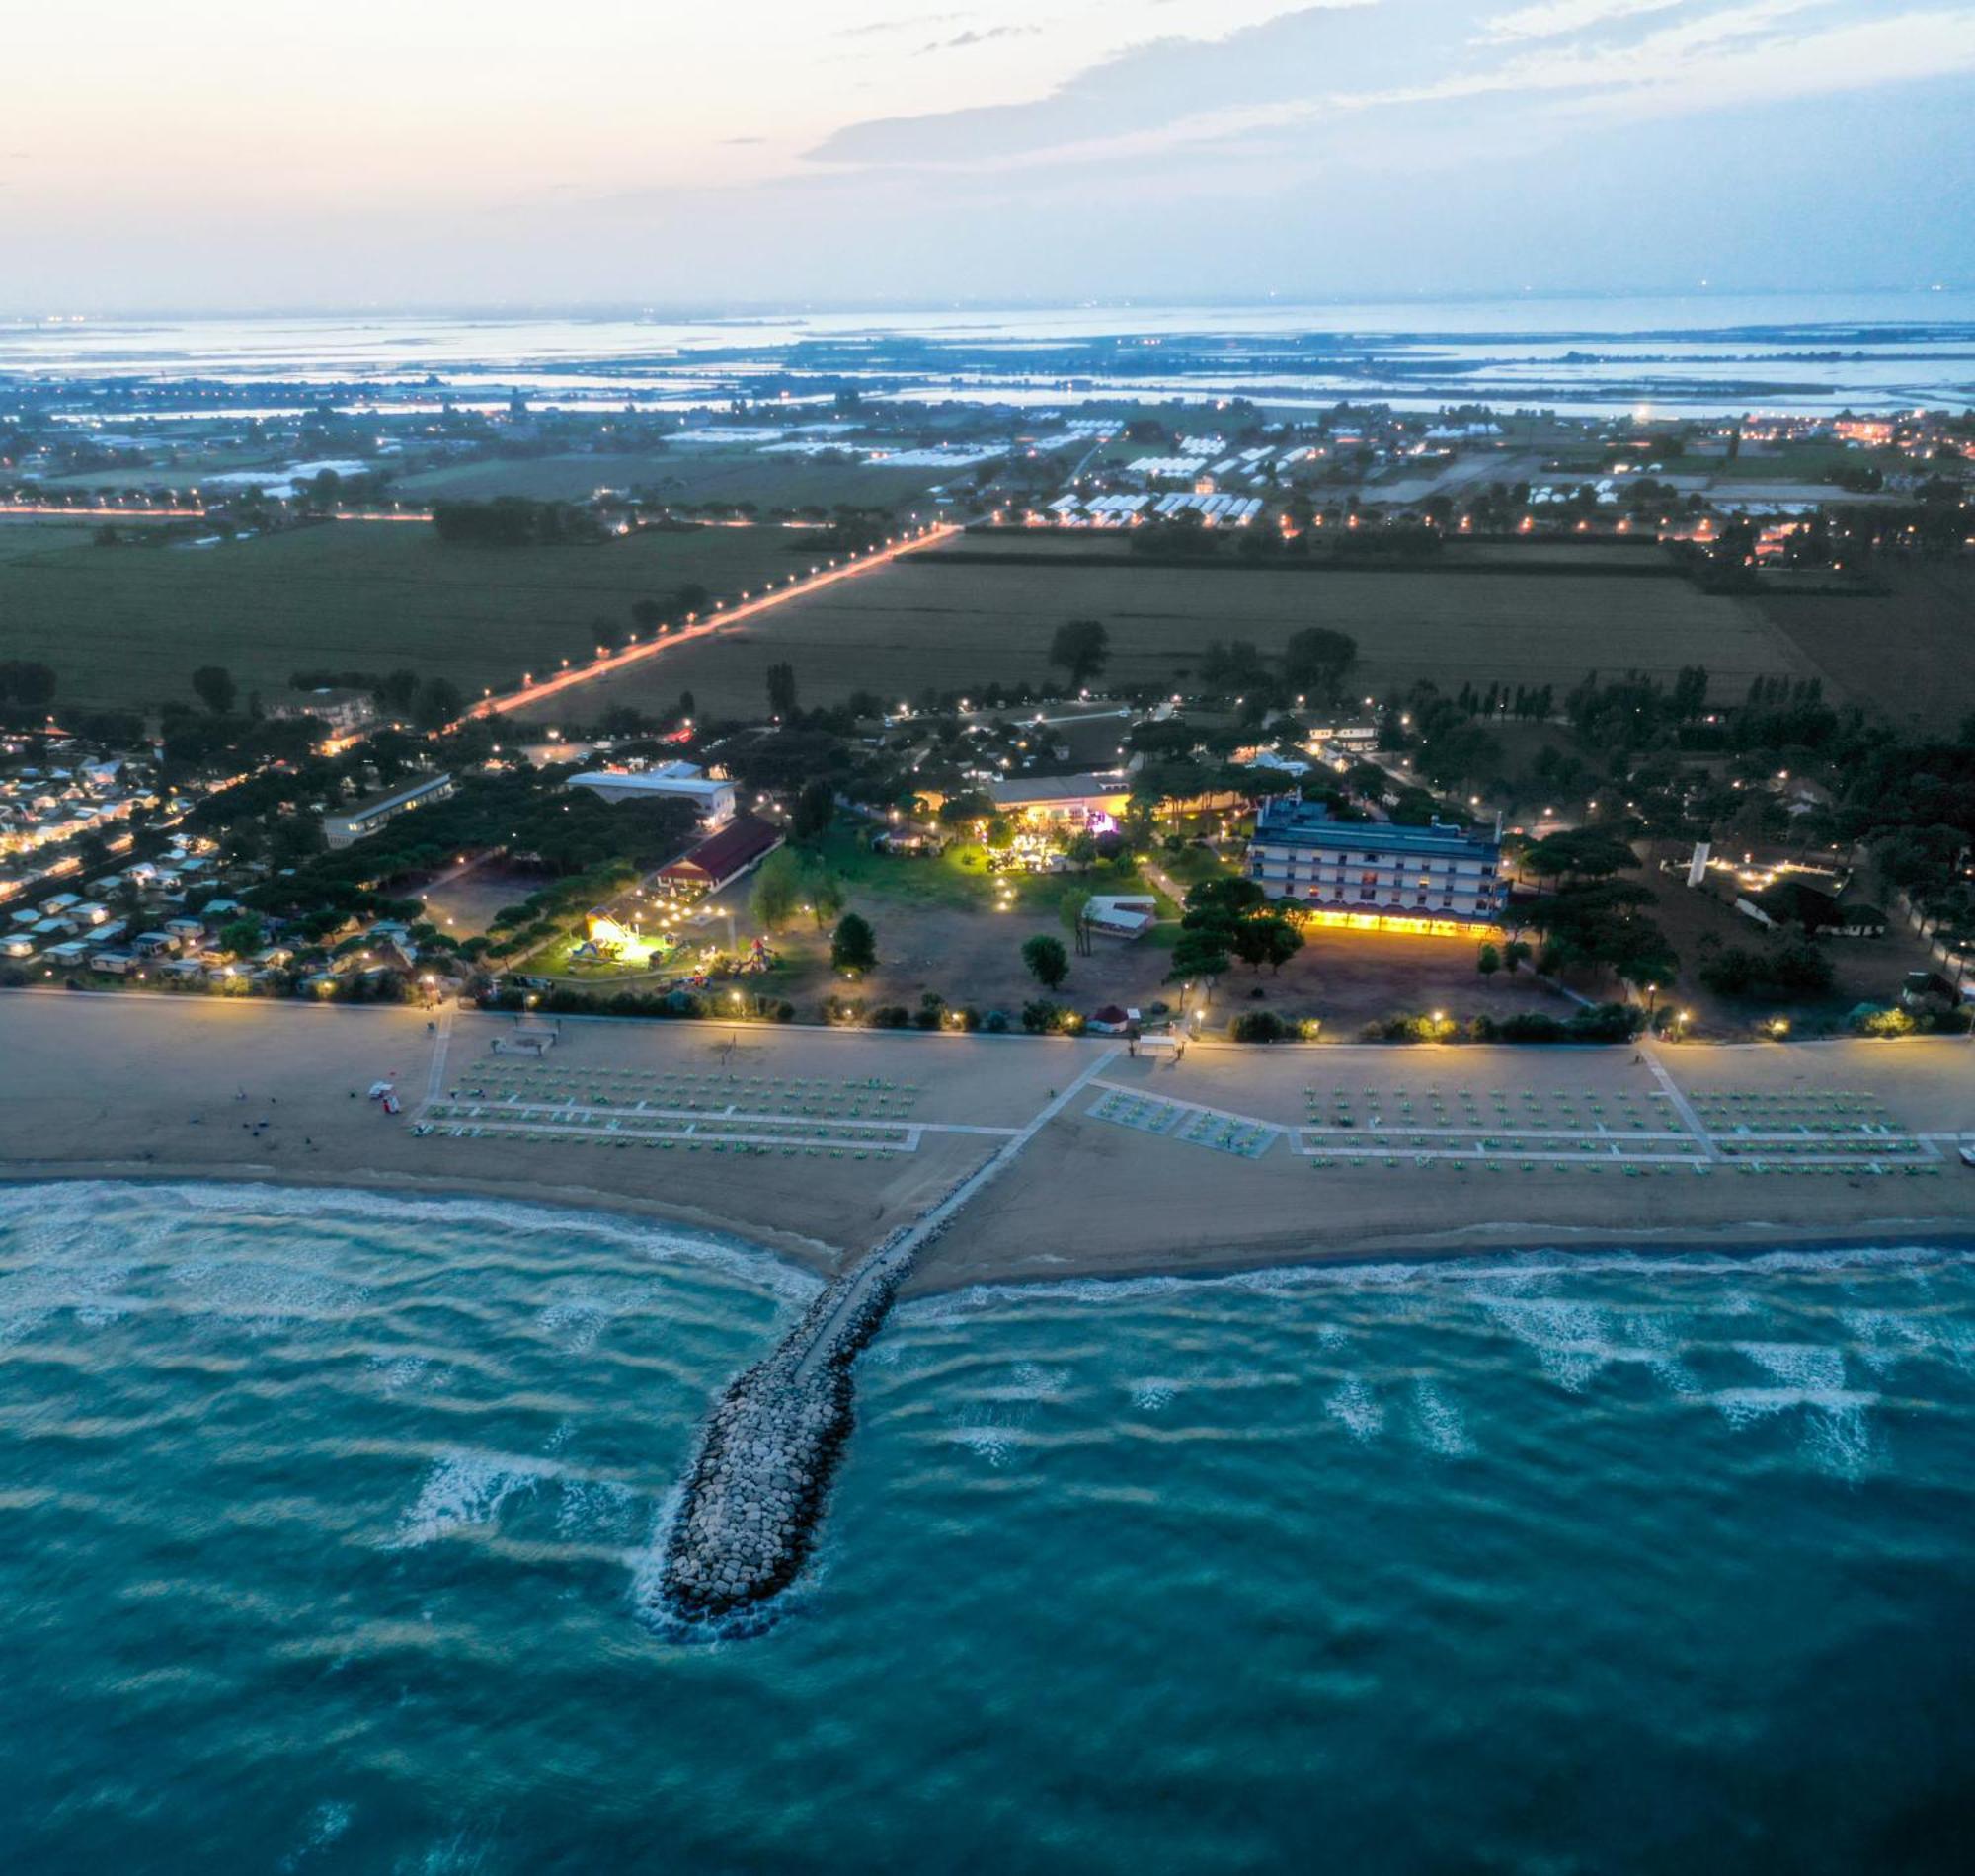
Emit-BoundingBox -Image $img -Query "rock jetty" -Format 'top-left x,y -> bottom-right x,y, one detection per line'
652,1047 -> 1119,1629
654,1231 -> 915,1625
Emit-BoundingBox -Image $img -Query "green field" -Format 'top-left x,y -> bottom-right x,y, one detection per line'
1754,562 -> 1975,735
0,521 -> 97,561
392,447 -> 951,513
0,519 -> 832,709
523,541 -> 1809,724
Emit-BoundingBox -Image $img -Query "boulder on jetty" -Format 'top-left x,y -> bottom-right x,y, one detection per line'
651,1122 -> 1045,1628
654,1236 -> 915,1624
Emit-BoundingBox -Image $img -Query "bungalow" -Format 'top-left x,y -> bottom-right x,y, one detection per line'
0,933 -> 36,960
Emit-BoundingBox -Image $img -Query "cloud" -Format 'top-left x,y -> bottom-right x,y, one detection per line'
811,2 -> 1394,167
1479,0 -> 1688,39
1346,3 -> 1975,117
837,12 -> 970,36
919,26 -> 1042,55
810,0 -> 1975,178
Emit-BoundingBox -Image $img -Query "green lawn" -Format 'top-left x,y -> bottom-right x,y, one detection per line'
814,826 -> 1173,917
0,519 -> 827,709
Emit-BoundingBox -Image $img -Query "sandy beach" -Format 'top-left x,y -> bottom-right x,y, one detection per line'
5,989 -> 1974,1290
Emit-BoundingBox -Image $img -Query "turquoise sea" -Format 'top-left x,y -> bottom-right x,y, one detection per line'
2,1181 -> 1971,1873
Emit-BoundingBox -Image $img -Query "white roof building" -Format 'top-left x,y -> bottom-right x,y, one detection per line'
566,762 -> 736,825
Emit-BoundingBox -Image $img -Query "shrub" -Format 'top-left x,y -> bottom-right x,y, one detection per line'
1020,999 -> 1067,1034
1699,939 -> 1835,1001
1231,1010 -> 1292,1043
1856,1007 -> 1915,1038
872,1004 -> 910,1029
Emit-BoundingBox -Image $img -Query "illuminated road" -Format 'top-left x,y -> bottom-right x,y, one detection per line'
463,521 -> 958,723
0,503 -> 432,523
0,502 -> 208,519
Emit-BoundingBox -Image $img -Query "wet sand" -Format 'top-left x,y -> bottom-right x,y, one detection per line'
5,991 -> 1974,1290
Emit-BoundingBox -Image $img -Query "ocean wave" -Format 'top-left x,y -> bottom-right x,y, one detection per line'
1734,1342 -> 1847,1393
1325,1377 -> 1384,1442
391,1447 -> 560,1548
554,1476 -> 641,1544
1410,1380 -> 1474,1457
279,1801 -> 354,1872
904,1243 -> 1971,1317
1710,1386 -> 1878,1428
0,1177 -> 822,1304
1802,1401 -> 1875,1480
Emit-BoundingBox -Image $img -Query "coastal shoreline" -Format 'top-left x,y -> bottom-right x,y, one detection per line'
8,994 -> 1975,1298
7,1161 -> 1970,1302
0,1159 -> 844,1282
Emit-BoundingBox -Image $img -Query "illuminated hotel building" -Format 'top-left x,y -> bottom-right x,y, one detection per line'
1246,797 -> 1503,935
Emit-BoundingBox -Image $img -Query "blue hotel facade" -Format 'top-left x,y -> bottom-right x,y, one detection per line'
1245,797 -> 1504,935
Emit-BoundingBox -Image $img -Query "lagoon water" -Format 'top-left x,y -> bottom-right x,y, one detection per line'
5,294 -> 1973,414
3,1181 -> 1971,1872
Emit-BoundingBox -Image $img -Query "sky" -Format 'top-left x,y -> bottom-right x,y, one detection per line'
5,0 -> 1973,311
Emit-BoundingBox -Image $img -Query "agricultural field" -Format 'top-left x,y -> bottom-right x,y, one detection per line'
526,539 -> 1808,725
946,532 -> 1674,571
0,520 -> 97,561
0,518 -> 833,709
1752,562 -> 1975,735
392,447 -> 952,513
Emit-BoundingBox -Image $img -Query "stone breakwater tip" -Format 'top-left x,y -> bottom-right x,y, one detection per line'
653,1234 -> 930,1623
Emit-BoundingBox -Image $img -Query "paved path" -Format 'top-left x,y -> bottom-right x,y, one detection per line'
419,1008 -> 455,1114
1641,1045 -> 1719,1158
791,1047 -> 1121,1384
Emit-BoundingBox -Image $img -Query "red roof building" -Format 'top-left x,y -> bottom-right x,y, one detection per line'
658,814 -> 784,893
